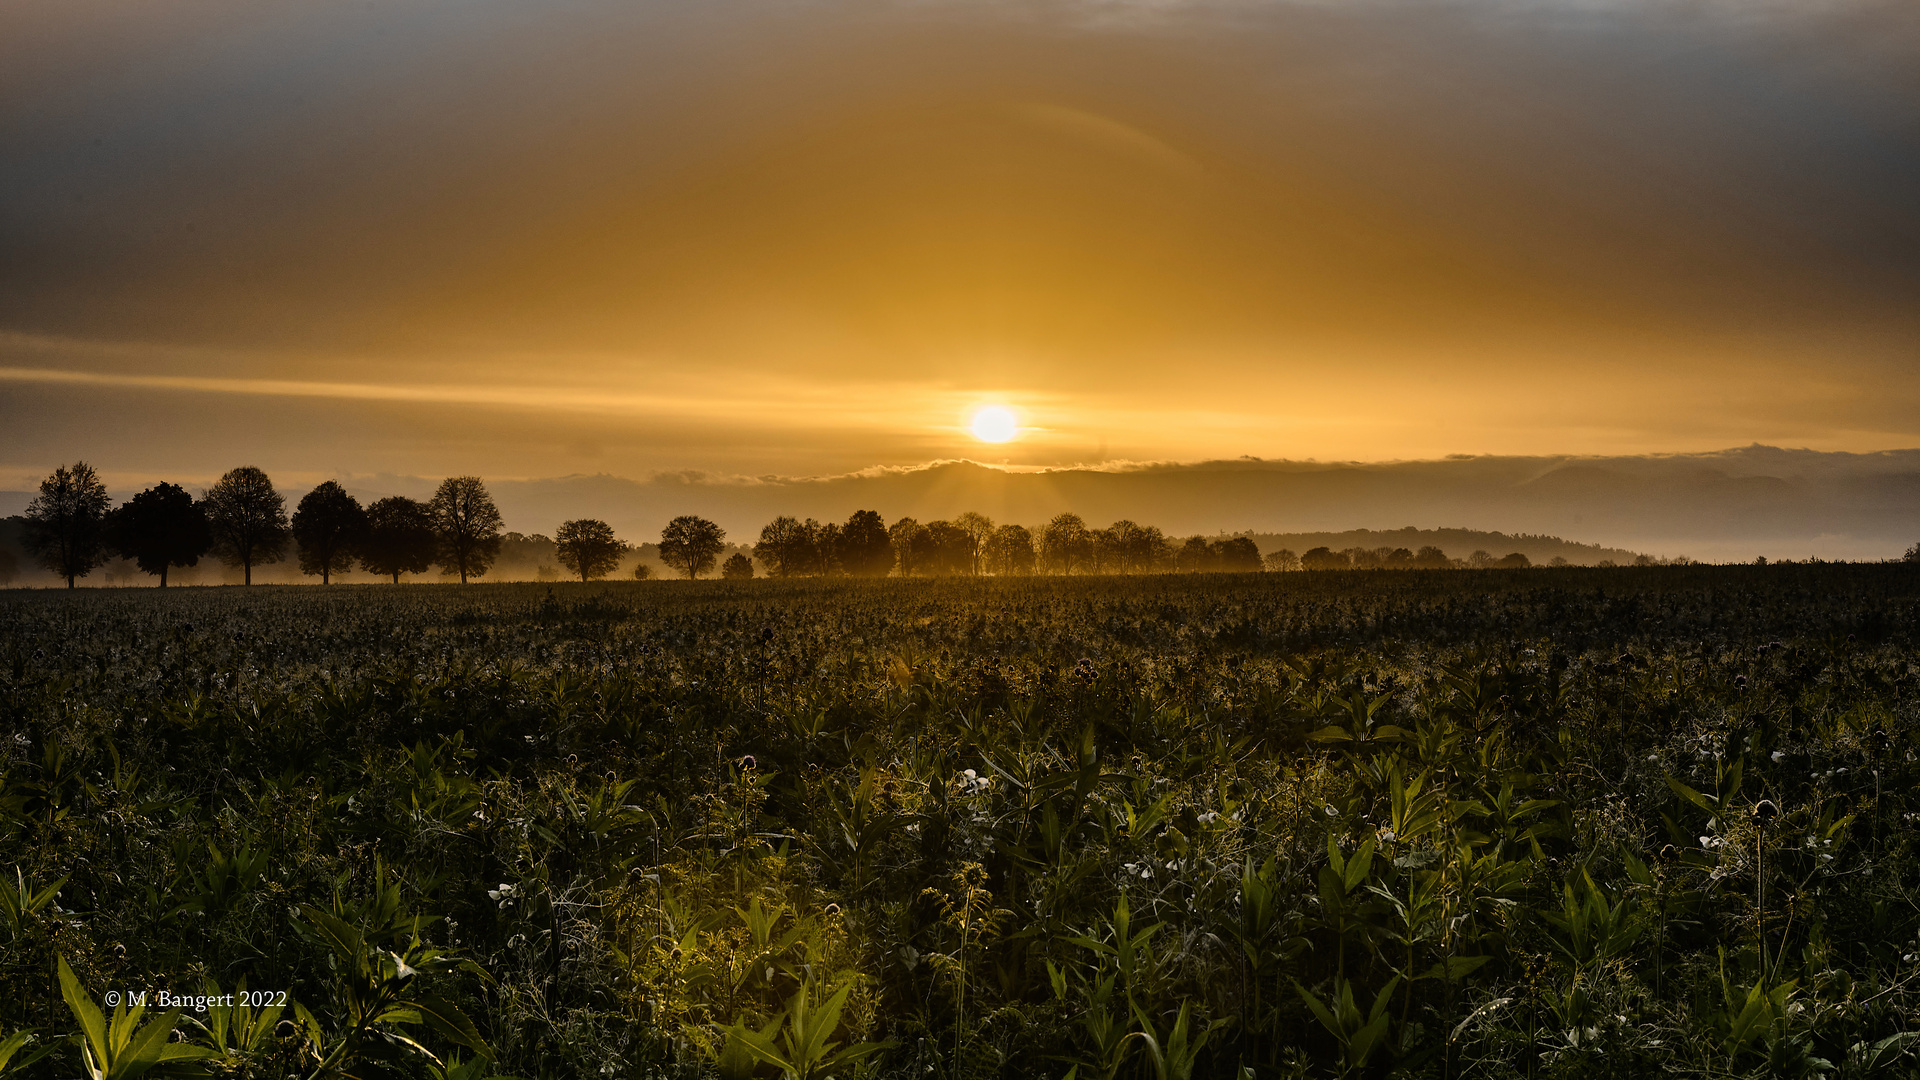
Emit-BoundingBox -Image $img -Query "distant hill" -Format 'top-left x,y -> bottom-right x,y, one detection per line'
1244,527 -> 1647,567
5,444 -> 1918,575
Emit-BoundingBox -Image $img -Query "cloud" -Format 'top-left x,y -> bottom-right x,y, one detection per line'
0,0 -> 1915,485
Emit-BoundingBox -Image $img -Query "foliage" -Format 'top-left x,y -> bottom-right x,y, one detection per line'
293,481 -> 369,585
659,515 -> 726,579
106,483 -> 212,588
23,462 -> 112,588
203,466 -> 290,585
554,520 -> 626,583
362,496 -> 439,583
428,478 -> 504,584
4,562 -> 1920,1079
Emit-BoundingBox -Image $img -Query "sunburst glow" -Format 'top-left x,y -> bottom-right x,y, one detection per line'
969,406 -> 1019,443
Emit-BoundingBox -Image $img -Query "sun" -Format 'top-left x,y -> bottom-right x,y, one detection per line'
969,405 -> 1019,443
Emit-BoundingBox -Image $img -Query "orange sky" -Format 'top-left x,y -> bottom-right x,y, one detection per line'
3,0 -> 1917,488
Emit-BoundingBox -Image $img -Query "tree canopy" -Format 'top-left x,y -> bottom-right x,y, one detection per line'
107,482 -> 212,587
555,518 -> 626,582
720,552 -> 754,580
839,510 -> 893,577
1040,513 -> 1091,575
292,481 -> 367,584
203,466 -> 289,585
754,516 -> 815,578
360,496 -> 438,583
659,515 -> 725,579
429,476 -> 504,583
24,461 -> 112,588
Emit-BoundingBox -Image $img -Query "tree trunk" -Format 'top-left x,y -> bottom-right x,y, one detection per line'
160,567 -> 168,588
67,572 -> 76,589
244,561 -> 252,585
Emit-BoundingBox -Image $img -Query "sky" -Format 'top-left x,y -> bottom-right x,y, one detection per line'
3,0 -> 1919,495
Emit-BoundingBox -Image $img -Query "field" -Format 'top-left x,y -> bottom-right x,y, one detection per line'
5,564 -> 1920,1079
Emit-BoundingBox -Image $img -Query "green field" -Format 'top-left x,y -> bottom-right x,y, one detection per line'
5,565 -> 1920,1079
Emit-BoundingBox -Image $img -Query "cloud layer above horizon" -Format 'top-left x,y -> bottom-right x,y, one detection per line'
4,0 -> 1918,486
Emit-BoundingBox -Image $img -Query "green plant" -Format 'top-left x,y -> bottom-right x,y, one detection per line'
1295,975 -> 1402,1077
719,982 -> 887,1080
58,957 -> 218,1080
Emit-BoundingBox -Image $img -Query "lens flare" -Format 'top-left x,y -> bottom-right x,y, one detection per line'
969,406 -> 1019,443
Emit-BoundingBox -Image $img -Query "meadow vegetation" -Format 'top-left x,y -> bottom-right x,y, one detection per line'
4,563 -> 1920,1078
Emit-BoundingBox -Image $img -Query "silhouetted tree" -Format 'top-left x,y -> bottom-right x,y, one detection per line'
24,462 -> 112,588
1176,536 -> 1215,572
659,515 -> 725,579
1264,548 -> 1302,572
1100,520 -> 1149,573
1467,550 -> 1495,568
360,496 -> 437,583
986,524 -> 1034,575
556,518 -> 626,582
1040,513 -> 1090,574
889,517 -> 929,576
755,516 -> 816,578
955,511 -> 994,575
429,476 -> 504,583
204,466 -> 289,585
1414,545 -> 1450,568
632,562 -> 654,580
1496,552 -> 1532,569
292,481 -> 367,584
1301,546 -> 1348,570
811,521 -> 843,575
1217,536 -> 1262,571
107,482 -> 211,587
1906,542 -> 1920,563
721,553 -> 754,580
923,520 -> 972,574
837,510 -> 893,576
1086,527 -> 1118,574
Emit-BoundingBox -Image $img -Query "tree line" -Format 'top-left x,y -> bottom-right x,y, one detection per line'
17,461 -> 1554,587
17,463 -> 563,588
735,511 -> 1264,580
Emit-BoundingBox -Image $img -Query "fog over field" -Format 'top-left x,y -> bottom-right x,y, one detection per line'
7,444 -> 1913,568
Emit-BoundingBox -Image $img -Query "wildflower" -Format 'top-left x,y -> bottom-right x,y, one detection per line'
1771,750 -> 1785,763
740,755 -> 757,771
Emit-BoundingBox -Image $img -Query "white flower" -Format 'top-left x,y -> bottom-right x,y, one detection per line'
1772,751 -> 1786,763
